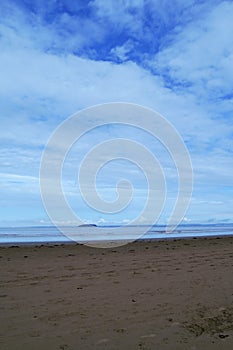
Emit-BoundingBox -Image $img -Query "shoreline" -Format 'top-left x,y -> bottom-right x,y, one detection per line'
1,232 -> 233,247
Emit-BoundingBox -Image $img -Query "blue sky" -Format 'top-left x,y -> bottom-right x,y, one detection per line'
1,0 -> 233,226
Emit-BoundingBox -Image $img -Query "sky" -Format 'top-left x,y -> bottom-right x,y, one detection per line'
1,0 -> 233,227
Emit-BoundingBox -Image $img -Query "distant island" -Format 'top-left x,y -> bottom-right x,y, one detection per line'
78,224 -> 97,227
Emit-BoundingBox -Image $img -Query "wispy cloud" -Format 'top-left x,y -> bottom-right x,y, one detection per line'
1,0 -> 233,225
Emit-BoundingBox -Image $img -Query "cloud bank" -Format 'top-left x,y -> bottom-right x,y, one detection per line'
1,0 -> 233,225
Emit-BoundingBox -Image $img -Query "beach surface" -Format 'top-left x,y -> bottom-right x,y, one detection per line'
1,236 -> 233,349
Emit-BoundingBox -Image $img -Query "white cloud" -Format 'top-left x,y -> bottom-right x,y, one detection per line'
110,40 -> 135,61
90,0 -> 144,32
0,0 -> 233,225
153,1 -> 233,101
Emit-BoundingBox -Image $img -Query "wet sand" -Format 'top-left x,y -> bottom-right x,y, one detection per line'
1,236 -> 233,349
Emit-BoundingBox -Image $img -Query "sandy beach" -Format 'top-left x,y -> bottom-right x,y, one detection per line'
1,236 -> 233,349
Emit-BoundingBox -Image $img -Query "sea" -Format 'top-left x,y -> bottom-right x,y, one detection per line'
0,223 -> 233,245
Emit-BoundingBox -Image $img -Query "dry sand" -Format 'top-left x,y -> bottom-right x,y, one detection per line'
1,236 -> 233,349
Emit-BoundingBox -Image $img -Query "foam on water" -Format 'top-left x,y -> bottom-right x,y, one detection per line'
0,224 -> 233,244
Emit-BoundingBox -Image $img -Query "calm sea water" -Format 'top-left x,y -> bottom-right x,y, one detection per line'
0,224 -> 233,244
